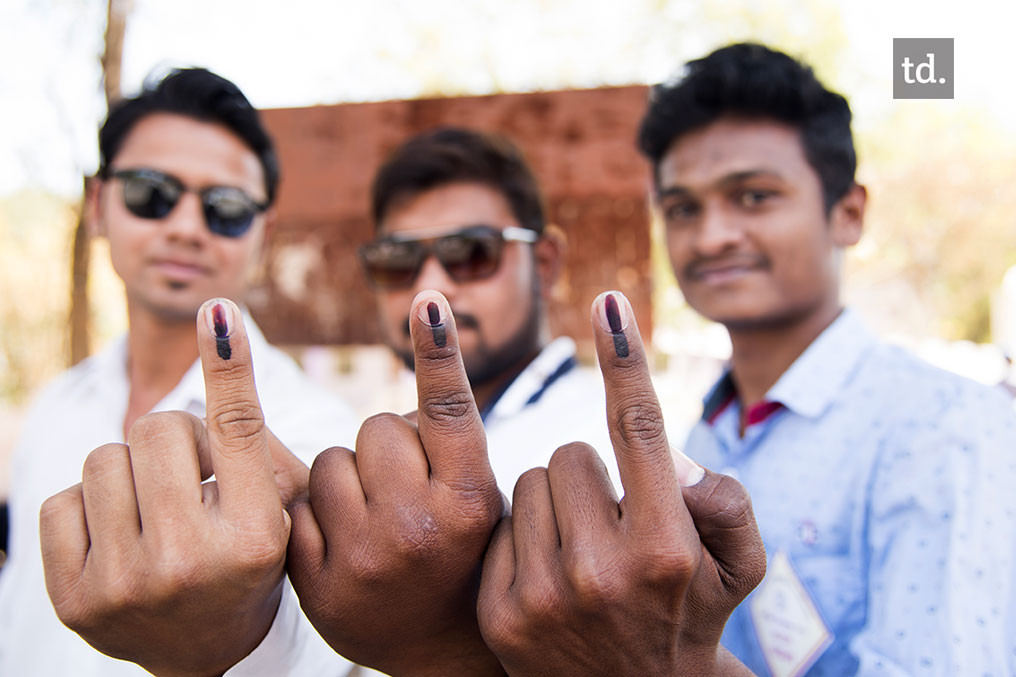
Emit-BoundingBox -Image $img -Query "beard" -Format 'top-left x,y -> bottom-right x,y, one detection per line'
394,281 -> 544,390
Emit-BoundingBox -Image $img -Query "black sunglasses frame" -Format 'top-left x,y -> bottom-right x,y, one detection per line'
358,224 -> 540,290
109,168 -> 269,239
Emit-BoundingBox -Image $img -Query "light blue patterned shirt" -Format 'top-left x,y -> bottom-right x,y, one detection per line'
684,309 -> 1016,676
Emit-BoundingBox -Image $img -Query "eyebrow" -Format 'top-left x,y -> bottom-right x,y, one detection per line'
658,169 -> 785,198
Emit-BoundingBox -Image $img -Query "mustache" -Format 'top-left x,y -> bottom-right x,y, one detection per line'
402,309 -> 480,337
682,254 -> 769,280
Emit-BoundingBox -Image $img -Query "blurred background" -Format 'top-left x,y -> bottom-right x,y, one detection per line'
3,0 -> 1016,507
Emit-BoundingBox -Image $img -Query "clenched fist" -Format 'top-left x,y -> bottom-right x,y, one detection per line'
287,291 -> 507,676
40,298 -> 310,676
477,292 -> 766,676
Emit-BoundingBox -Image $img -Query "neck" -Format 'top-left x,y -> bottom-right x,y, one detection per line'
472,344 -> 545,413
726,300 -> 842,411
123,302 -> 201,436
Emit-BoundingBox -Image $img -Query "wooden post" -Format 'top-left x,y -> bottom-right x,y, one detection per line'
69,0 -> 128,366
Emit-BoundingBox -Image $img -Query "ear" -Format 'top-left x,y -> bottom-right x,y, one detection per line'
84,176 -> 107,239
533,224 -> 566,299
828,183 -> 866,247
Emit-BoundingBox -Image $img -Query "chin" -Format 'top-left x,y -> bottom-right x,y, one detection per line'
135,290 -> 209,323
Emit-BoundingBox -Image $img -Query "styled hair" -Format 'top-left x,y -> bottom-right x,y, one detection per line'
637,42 -> 856,211
97,67 -> 279,205
371,127 -> 545,233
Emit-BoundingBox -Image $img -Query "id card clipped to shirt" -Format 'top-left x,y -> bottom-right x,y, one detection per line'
749,550 -> 832,677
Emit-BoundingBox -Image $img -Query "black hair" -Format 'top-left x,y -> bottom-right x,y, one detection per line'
97,67 -> 279,205
371,127 -> 545,233
638,42 -> 856,211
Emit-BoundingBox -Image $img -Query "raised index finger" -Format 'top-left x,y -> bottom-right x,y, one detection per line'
408,290 -> 493,486
590,291 -> 702,522
196,298 -> 280,523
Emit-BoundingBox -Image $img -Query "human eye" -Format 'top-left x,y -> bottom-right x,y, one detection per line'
662,199 -> 699,224
735,188 -> 776,208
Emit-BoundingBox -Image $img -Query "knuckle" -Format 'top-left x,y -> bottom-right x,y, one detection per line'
81,444 -> 129,482
344,542 -> 388,585
355,413 -> 407,447
209,400 -> 265,444
478,597 -> 524,652
565,551 -> 621,603
53,595 -> 94,631
638,545 -> 699,587
226,519 -> 289,570
391,504 -> 441,558
548,442 -> 598,475
418,390 -> 475,427
699,474 -> 756,528
129,412 -> 185,442
614,397 -> 667,449
95,564 -> 144,611
40,488 -> 80,525
309,445 -> 353,476
517,579 -> 562,622
513,467 -> 549,503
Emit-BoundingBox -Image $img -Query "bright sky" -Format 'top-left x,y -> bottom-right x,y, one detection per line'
3,0 -> 1016,197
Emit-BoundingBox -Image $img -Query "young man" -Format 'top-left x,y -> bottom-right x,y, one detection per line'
361,127 -> 620,489
638,42 -> 1016,675
0,68 -> 357,676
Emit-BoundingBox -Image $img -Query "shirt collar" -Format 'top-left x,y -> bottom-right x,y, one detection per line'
90,311 -> 271,416
701,309 -> 877,421
484,336 -> 578,422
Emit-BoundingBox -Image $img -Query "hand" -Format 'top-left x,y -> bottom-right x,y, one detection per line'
40,298 -> 310,676
477,291 -> 766,676
287,291 -> 506,676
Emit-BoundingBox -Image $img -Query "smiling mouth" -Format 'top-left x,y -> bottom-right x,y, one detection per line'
152,260 -> 210,281
693,265 -> 757,283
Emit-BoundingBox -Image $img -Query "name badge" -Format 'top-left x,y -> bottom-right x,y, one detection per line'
749,550 -> 832,677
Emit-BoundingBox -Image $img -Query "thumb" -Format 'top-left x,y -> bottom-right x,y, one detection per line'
678,457 -> 766,602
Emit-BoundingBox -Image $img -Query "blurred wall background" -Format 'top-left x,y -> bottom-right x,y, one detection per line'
3,0 -> 1016,498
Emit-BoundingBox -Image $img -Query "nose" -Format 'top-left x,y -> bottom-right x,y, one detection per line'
412,254 -> 458,299
161,193 -> 209,246
692,203 -> 742,258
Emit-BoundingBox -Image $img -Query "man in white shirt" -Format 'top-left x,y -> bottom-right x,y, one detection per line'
0,67 -> 357,676
361,127 -> 620,490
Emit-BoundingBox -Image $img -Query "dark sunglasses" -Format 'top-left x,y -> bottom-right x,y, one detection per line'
109,168 -> 268,238
358,224 -> 539,290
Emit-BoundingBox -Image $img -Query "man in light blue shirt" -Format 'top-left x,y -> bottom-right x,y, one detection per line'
637,42 -> 1016,675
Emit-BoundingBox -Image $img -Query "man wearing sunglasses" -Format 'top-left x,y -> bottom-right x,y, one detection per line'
361,127 -> 624,492
0,67 -> 357,676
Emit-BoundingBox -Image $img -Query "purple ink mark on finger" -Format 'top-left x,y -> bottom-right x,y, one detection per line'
427,301 -> 447,348
212,303 -> 232,360
605,294 -> 629,358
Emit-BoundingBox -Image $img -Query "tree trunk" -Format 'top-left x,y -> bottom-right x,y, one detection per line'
69,0 -> 128,366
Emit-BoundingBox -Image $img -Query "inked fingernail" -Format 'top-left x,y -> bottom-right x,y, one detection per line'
205,300 -> 233,360
422,300 -> 447,348
672,446 -> 705,487
600,292 -> 629,358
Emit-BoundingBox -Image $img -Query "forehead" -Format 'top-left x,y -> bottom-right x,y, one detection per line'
657,118 -> 816,191
111,112 -> 265,195
380,182 -> 518,236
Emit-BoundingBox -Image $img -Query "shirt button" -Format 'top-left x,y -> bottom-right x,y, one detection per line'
721,466 -> 740,481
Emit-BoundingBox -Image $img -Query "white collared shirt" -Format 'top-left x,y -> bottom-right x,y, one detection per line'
0,318 -> 358,677
483,336 -> 621,494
